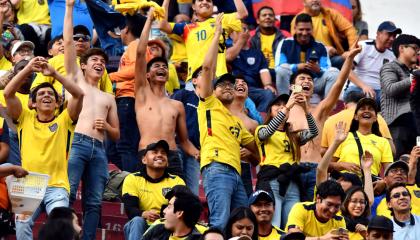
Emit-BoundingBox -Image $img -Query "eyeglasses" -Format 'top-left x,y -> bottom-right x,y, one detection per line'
389,168 -> 407,175
391,191 -> 409,199
17,48 -> 33,55
73,34 -> 91,42
216,81 -> 235,89
349,199 -> 366,205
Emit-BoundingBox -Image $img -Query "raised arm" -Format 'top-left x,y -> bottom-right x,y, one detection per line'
316,121 -> 347,186
233,0 -> 248,19
158,0 -> 172,33
226,31 -> 248,62
408,146 -> 420,184
38,60 -> 84,121
361,151 -> 374,206
135,8 -> 154,96
316,44 -> 362,118
3,57 -> 42,120
197,13 -> 223,99
64,0 -> 81,79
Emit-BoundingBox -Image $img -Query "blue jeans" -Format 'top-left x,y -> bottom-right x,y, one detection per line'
248,87 -> 275,112
180,149 -> 200,196
7,129 -> 20,166
68,133 -> 109,240
202,162 -> 248,229
269,180 -> 300,229
276,66 -> 339,98
299,162 -> 318,202
85,0 -> 125,56
123,216 -> 148,240
344,85 -> 381,107
16,187 -> 69,240
116,97 -> 140,172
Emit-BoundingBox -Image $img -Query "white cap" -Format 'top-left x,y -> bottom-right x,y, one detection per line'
11,41 -> 35,56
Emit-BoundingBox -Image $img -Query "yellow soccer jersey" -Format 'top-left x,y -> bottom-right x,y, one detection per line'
0,90 -> 30,111
311,13 -> 333,47
259,225 -> 284,240
260,33 -> 275,69
255,125 -> 295,167
17,109 -> 74,191
16,0 -> 51,25
165,63 -> 180,94
376,184 -> 420,219
171,13 -> 241,80
31,54 -> 114,101
348,231 -> 364,240
321,108 -> 392,149
122,172 -> 185,224
333,131 -> 393,176
169,33 -> 187,63
198,95 -> 255,174
286,202 -> 346,237
0,56 -> 12,71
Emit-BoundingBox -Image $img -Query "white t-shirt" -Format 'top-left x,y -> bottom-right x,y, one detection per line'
392,214 -> 420,240
351,40 -> 395,90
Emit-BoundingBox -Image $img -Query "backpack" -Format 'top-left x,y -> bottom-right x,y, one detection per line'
103,170 -> 130,201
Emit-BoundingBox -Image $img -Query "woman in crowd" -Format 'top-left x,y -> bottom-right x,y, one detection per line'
351,0 -> 368,40
224,207 -> 258,240
341,186 -> 373,240
255,89 -> 318,229
332,98 -> 393,180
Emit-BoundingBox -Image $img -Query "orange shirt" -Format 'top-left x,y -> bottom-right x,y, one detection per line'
110,40 -> 138,98
0,179 -> 8,209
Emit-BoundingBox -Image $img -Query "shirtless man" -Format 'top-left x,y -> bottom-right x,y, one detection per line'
291,44 -> 362,201
230,76 -> 259,196
135,9 -> 199,179
64,0 -> 120,239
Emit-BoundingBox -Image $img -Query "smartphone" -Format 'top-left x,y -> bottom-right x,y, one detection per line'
338,227 -> 348,235
290,84 -> 302,93
417,136 -> 420,146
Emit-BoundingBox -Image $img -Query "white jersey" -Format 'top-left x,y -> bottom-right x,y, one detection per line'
350,40 -> 395,90
392,214 -> 420,240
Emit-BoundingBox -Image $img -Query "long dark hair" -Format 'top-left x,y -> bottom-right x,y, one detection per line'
225,207 -> 259,240
341,186 -> 370,218
265,103 -> 301,162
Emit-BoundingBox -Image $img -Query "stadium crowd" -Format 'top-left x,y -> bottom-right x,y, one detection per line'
0,0 -> 419,239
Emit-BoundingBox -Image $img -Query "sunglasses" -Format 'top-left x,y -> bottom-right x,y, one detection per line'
73,34 -> 91,42
391,191 -> 409,199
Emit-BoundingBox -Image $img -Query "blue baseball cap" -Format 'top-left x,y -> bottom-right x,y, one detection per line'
377,21 -> 401,34
248,190 -> 274,206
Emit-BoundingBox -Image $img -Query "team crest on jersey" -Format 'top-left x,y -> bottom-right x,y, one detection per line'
247,57 -> 255,65
414,190 -> 420,198
49,123 -> 58,132
162,187 -> 172,197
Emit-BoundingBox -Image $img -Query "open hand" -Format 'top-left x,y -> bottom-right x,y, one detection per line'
214,12 -> 224,34
361,151 -> 373,170
334,121 -> 348,143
